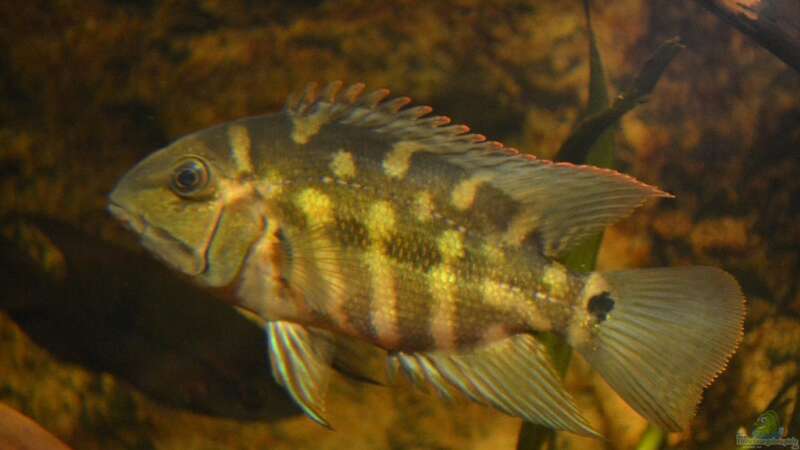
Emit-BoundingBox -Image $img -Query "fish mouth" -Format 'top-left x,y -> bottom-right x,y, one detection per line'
108,203 -> 146,235
107,201 -> 207,276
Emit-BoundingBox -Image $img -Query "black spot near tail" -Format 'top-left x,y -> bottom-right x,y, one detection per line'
587,292 -> 615,322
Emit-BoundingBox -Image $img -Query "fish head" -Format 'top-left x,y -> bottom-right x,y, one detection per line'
109,126 -> 264,288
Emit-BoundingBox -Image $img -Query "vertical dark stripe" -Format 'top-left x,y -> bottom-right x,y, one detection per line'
455,283 -> 487,348
332,247 -> 371,341
393,264 -> 435,352
455,281 -> 519,349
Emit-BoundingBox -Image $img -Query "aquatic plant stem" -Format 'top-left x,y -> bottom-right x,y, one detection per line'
634,425 -> 665,450
517,0 -> 611,446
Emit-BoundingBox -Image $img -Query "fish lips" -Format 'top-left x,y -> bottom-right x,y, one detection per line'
108,203 -> 145,234
107,202 -> 207,277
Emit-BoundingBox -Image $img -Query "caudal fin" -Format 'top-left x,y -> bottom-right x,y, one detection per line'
568,266 -> 745,431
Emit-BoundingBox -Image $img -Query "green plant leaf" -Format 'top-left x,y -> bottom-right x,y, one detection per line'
634,425 -> 665,450
556,37 -> 683,164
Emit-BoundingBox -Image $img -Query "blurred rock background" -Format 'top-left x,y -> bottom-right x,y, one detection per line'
1,1 -> 798,449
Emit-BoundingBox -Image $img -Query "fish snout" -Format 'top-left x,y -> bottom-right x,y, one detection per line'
108,202 -> 146,235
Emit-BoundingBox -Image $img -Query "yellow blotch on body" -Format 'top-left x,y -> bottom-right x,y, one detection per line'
437,230 -> 464,262
481,241 -> 506,265
413,191 -> 435,222
450,172 -> 493,211
255,169 -> 285,199
542,262 -> 569,298
365,248 -> 400,347
295,188 -> 333,225
330,150 -> 357,180
481,279 -> 518,310
227,125 -> 254,176
428,264 -> 458,349
383,141 -> 424,179
364,201 -> 400,346
219,178 -> 254,205
366,201 -> 396,240
502,212 -> 541,247
291,110 -> 329,144
429,264 -> 458,286
480,279 -> 550,330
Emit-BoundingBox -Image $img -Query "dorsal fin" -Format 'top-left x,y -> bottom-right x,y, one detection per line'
286,82 -> 670,256
285,81 -> 492,150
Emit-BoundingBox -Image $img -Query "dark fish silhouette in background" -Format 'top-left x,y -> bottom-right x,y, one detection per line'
1,216 -> 302,421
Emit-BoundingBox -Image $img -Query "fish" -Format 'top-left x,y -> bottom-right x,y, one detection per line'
108,81 -> 745,436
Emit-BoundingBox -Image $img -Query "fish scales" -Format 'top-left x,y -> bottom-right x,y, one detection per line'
219,113 -> 562,352
109,82 -> 745,436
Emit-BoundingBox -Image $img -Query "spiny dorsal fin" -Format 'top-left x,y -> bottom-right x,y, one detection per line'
286,82 -> 670,255
285,81 -> 492,150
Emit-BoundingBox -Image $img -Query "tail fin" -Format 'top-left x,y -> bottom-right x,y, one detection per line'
568,266 -> 745,431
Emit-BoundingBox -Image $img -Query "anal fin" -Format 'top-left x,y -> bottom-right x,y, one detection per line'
389,334 -> 600,437
267,321 -> 335,427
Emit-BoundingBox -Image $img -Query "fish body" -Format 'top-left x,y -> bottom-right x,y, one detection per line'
109,82 -> 745,436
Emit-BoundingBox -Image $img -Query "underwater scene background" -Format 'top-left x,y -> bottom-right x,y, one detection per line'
1,1 -> 798,449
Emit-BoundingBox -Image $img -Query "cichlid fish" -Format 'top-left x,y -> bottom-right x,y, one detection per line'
108,82 -> 745,436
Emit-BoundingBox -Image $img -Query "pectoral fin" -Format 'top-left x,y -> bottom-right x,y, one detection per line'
389,334 -> 600,437
267,321 -> 334,427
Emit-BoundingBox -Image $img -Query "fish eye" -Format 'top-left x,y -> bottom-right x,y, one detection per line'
171,157 -> 209,196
